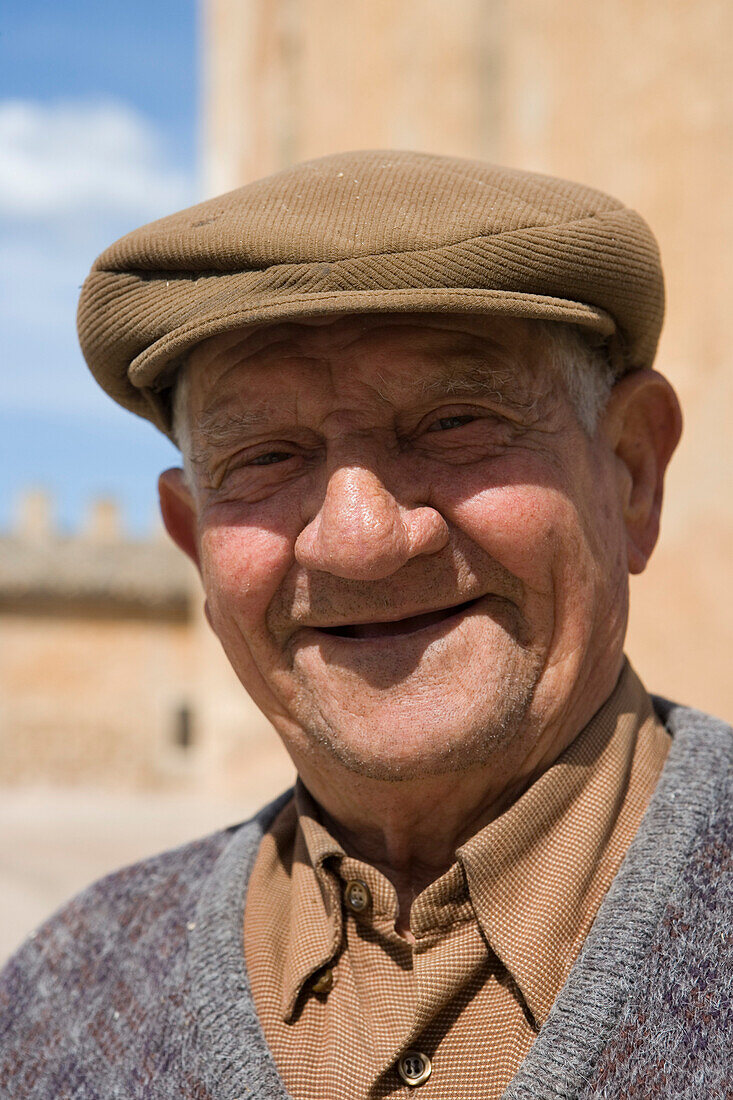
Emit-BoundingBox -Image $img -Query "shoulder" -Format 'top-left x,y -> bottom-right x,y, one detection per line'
0,792 -> 290,1098
654,699 -> 732,896
2,823 -> 233,988
653,695 -> 733,738
504,701 -> 731,1099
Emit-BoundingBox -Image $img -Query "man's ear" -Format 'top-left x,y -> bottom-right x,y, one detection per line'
600,369 -> 683,575
158,468 -> 200,570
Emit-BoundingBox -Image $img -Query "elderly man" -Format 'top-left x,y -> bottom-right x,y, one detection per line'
1,151 -> 730,1099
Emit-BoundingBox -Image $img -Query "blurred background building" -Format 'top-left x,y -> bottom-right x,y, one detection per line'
2,0 -> 731,958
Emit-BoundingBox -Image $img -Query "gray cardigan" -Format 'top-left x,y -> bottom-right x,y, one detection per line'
0,699 -> 730,1098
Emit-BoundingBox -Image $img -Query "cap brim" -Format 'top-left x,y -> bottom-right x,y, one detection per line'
125,286 -> 614,439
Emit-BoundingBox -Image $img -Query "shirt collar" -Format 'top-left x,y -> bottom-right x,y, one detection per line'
278,781 -> 345,1020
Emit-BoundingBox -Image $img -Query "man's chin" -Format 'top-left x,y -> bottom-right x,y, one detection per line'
285,679 -> 541,783
302,715 -> 519,782
276,623 -> 545,780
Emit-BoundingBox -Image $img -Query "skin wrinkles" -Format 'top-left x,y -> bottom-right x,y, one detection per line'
185,323 -> 554,489
195,384 -> 554,499
268,538 -> 524,640
180,321 -> 567,770
159,311 -> 682,928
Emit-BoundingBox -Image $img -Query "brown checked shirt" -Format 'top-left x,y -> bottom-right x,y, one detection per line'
244,662 -> 670,1099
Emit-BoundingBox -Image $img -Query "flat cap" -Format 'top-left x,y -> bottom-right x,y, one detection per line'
77,149 -> 664,436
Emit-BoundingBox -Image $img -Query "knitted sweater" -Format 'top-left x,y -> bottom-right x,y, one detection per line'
0,700 -> 730,1099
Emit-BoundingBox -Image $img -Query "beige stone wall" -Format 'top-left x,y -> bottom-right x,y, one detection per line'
202,0 -> 733,720
0,610 -> 195,787
202,0 -> 503,192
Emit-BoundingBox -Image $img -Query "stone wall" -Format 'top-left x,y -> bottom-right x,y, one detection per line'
0,611 -> 194,787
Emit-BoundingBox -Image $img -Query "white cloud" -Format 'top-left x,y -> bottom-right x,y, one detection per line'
0,98 -> 194,218
0,97 -> 197,417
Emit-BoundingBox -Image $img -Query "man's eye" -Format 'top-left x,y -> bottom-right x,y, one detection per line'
250,451 -> 294,466
426,414 -> 476,432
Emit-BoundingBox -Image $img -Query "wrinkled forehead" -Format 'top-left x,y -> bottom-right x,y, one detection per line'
183,312 -> 546,411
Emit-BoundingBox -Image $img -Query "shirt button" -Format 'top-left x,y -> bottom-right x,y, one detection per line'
344,879 -> 371,913
310,967 -> 334,994
397,1050 -> 432,1087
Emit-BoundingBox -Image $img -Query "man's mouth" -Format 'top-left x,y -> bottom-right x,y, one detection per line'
316,597 -> 481,640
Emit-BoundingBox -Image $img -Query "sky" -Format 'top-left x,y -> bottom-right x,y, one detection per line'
1,0 -> 199,535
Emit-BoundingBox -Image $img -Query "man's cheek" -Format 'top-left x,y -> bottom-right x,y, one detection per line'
447,484 -> 571,589
199,525 -> 289,613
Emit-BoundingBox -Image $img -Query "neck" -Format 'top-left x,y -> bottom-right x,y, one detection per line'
320,770 -> 531,935
295,729 -> 554,934
290,664 -> 625,932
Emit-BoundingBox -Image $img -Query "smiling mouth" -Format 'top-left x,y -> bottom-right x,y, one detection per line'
316,597 -> 482,640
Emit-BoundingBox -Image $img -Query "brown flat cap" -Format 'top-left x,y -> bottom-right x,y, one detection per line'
77,149 -> 664,436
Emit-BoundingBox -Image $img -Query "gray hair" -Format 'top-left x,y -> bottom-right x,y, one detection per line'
170,319 -> 622,467
537,321 -> 622,433
171,362 -> 192,466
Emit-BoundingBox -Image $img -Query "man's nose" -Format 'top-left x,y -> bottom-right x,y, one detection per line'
294,465 -> 449,580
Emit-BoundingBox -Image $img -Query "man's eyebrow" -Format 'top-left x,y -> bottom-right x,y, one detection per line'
193,403 -> 274,450
421,355 -> 509,395
419,354 -> 538,411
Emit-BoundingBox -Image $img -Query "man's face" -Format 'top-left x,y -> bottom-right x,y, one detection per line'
174,315 -> 630,782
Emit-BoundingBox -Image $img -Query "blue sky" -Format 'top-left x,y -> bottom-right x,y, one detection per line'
1,1 -> 199,534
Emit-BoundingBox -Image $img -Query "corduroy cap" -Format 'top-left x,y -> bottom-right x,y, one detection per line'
77,149 -> 664,437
